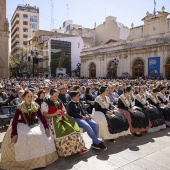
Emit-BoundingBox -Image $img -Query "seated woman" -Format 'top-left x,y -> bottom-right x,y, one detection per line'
67,91 -> 107,151
85,87 -> 95,114
116,86 -> 152,137
107,85 -> 119,105
1,90 -> 58,170
156,86 -> 170,127
35,89 -> 45,107
92,86 -> 130,141
135,87 -> 166,133
41,88 -> 88,157
14,90 -> 24,106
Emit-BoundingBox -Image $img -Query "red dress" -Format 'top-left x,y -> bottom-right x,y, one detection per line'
1,101 -> 58,170
11,107 -> 49,137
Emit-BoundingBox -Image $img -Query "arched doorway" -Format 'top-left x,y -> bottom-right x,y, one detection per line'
107,61 -> 117,78
165,58 -> 170,79
89,63 -> 96,78
132,59 -> 144,78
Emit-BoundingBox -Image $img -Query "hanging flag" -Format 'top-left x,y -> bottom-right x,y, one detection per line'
154,0 -> 156,7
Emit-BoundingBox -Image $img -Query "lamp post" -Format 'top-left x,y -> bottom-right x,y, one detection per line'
137,69 -> 139,79
76,63 -> 81,77
112,58 -> 119,78
30,50 -> 39,77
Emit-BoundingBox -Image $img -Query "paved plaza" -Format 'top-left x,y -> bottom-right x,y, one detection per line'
0,127 -> 170,170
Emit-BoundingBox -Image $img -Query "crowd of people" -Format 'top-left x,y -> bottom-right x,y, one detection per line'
0,77 -> 170,169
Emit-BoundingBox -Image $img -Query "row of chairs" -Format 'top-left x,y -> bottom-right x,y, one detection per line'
0,105 -> 17,127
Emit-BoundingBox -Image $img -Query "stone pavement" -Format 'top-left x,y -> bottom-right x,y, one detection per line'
0,127 -> 170,170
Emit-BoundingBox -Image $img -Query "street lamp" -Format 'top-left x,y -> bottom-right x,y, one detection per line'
137,69 -> 140,79
30,50 -> 39,77
76,63 -> 81,77
112,58 -> 119,78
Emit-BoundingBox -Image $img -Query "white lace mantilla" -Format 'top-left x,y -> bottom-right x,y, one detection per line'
147,94 -> 158,104
95,95 -> 110,109
157,92 -> 167,103
135,94 -> 147,105
119,94 -> 131,108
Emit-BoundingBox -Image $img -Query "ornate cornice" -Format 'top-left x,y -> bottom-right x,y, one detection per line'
81,37 -> 170,57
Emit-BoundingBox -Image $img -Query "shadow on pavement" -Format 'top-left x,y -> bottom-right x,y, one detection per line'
41,128 -> 170,169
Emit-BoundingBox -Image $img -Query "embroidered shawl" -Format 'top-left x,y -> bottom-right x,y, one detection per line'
157,92 -> 167,103
95,95 -> 110,109
135,94 -> 147,105
17,101 -> 39,113
119,94 -> 131,108
147,93 -> 158,104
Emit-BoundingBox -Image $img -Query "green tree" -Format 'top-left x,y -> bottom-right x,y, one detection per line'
9,47 -> 32,77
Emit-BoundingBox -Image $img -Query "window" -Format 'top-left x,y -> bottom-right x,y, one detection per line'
133,59 -> 144,66
30,16 -> 37,22
23,21 -> 28,25
23,15 -> 28,19
23,29 -> 28,32
89,63 -> 96,69
23,41 -> 27,46
23,35 -> 28,38
30,23 -> 37,28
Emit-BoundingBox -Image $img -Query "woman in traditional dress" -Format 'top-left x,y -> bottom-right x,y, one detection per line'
1,90 -> 58,170
116,86 -> 152,137
41,88 -> 88,157
135,87 -> 166,133
156,86 -> 170,127
92,86 -> 130,141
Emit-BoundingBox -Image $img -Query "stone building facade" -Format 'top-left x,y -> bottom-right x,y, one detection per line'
0,0 -> 9,78
80,7 -> 170,79
11,4 -> 39,54
95,16 -> 130,46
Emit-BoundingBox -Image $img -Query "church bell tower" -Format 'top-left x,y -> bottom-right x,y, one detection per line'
0,0 -> 9,78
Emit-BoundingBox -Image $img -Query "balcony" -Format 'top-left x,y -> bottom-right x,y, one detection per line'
11,44 -> 20,54
43,56 -> 49,60
11,19 -> 19,29
11,42 -> 20,49
11,23 -> 19,32
11,28 -> 19,37
11,37 -> 19,46
11,14 -> 19,25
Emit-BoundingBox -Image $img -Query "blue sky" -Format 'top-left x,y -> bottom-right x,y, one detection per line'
7,0 -> 170,30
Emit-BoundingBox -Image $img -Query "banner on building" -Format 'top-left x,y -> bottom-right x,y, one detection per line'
148,57 -> 160,76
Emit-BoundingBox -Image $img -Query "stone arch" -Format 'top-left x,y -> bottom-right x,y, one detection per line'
132,58 -> 144,78
106,59 -> 119,78
89,62 -> 96,78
